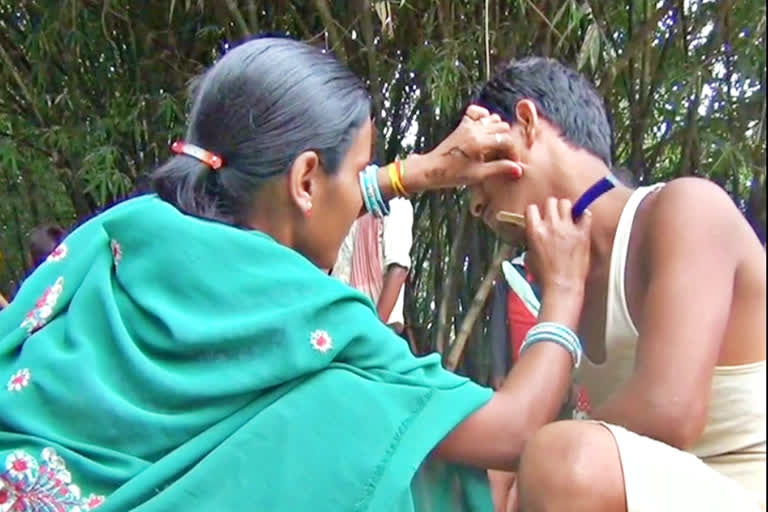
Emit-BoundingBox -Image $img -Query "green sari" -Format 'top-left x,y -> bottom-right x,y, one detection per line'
0,195 -> 493,511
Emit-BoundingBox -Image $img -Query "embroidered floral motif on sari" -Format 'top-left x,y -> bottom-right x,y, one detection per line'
45,244 -> 68,263
20,277 -> 64,334
6,369 -> 30,393
0,448 -> 104,511
110,240 -> 122,268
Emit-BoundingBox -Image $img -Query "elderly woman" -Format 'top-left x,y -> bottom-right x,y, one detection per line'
0,37 -> 590,511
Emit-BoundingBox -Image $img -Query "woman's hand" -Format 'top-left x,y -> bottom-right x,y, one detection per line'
524,198 -> 592,328
402,105 -> 523,193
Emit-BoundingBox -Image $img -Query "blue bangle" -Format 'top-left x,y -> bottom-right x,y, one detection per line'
365,166 -> 384,218
526,322 -> 581,349
359,169 -> 375,216
365,164 -> 389,217
520,322 -> 582,368
369,165 -> 390,216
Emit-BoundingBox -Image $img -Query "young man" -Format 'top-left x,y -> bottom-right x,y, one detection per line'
332,197 -> 414,335
471,57 -> 766,511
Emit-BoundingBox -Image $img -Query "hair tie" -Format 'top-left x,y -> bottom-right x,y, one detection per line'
171,141 -> 223,170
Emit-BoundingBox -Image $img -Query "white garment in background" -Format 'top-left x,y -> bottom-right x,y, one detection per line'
332,198 -> 413,326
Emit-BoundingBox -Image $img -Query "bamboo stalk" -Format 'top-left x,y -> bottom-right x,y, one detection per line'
446,244 -> 512,371
312,0 -> 348,62
435,208 -> 470,354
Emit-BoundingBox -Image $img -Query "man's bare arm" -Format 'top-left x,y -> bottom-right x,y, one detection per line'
593,178 -> 739,449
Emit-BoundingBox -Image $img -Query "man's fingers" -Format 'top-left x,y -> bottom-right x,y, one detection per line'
558,198 -> 572,220
465,104 -> 491,120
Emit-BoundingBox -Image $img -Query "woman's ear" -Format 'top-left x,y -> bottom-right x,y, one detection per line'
288,151 -> 320,216
514,99 -> 540,148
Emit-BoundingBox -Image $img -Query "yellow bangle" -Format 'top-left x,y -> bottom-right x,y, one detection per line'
388,162 -> 408,197
387,162 -> 408,197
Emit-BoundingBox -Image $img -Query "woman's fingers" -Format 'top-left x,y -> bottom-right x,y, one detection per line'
578,209 -> 593,233
478,159 -> 523,180
506,477 -> 520,512
478,130 -> 514,160
525,203 -> 542,239
545,197 -> 560,223
465,104 -> 491,120
488,470 -> 517,512
521,196 -> 592,295
524,204 -> 543,281
481,120 -> 512,133
480,113 -> 503,126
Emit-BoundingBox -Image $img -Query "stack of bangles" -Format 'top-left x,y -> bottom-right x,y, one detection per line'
519,322 -> 583,369
359,160 -> 408,218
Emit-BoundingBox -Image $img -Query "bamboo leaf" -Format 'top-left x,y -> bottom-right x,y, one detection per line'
579,22 -> 600,70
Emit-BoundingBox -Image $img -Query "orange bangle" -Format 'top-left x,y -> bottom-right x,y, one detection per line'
398,158 -> 407,183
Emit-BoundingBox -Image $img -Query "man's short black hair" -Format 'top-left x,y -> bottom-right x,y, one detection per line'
475,57 -> 613,167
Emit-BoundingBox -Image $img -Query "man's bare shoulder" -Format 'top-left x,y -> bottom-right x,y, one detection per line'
653,177 -> 740,218
648,177 -> 748,238
641,177 -> 758,268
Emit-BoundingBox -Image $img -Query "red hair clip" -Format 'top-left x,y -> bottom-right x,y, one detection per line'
171,141 -> 223,170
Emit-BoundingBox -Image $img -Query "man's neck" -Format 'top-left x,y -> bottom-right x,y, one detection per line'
549,154 -> 634,275
585,185 -> 634,273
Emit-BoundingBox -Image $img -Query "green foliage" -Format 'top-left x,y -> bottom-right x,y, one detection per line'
0,0 -> 764,380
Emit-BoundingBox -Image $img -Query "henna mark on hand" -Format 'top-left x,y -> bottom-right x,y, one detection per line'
441,146 -> 471,160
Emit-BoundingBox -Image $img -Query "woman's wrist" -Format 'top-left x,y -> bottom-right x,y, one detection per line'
537,286 -> 585,331
375,164 -> 397,202
374,153 -> 429,201
401,153 -> 430,195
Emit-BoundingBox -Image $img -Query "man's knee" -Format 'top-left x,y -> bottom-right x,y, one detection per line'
518,421 -> 597,491
517,421 -> 626,511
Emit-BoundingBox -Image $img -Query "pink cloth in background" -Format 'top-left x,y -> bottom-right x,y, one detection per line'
349,214 -> 383,303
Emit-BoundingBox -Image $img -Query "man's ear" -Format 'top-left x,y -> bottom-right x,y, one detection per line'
288,151 -> 320,215
514,99 -> 540,148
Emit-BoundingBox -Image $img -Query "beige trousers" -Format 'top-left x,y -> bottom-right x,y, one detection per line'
599,422 -> 766,511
